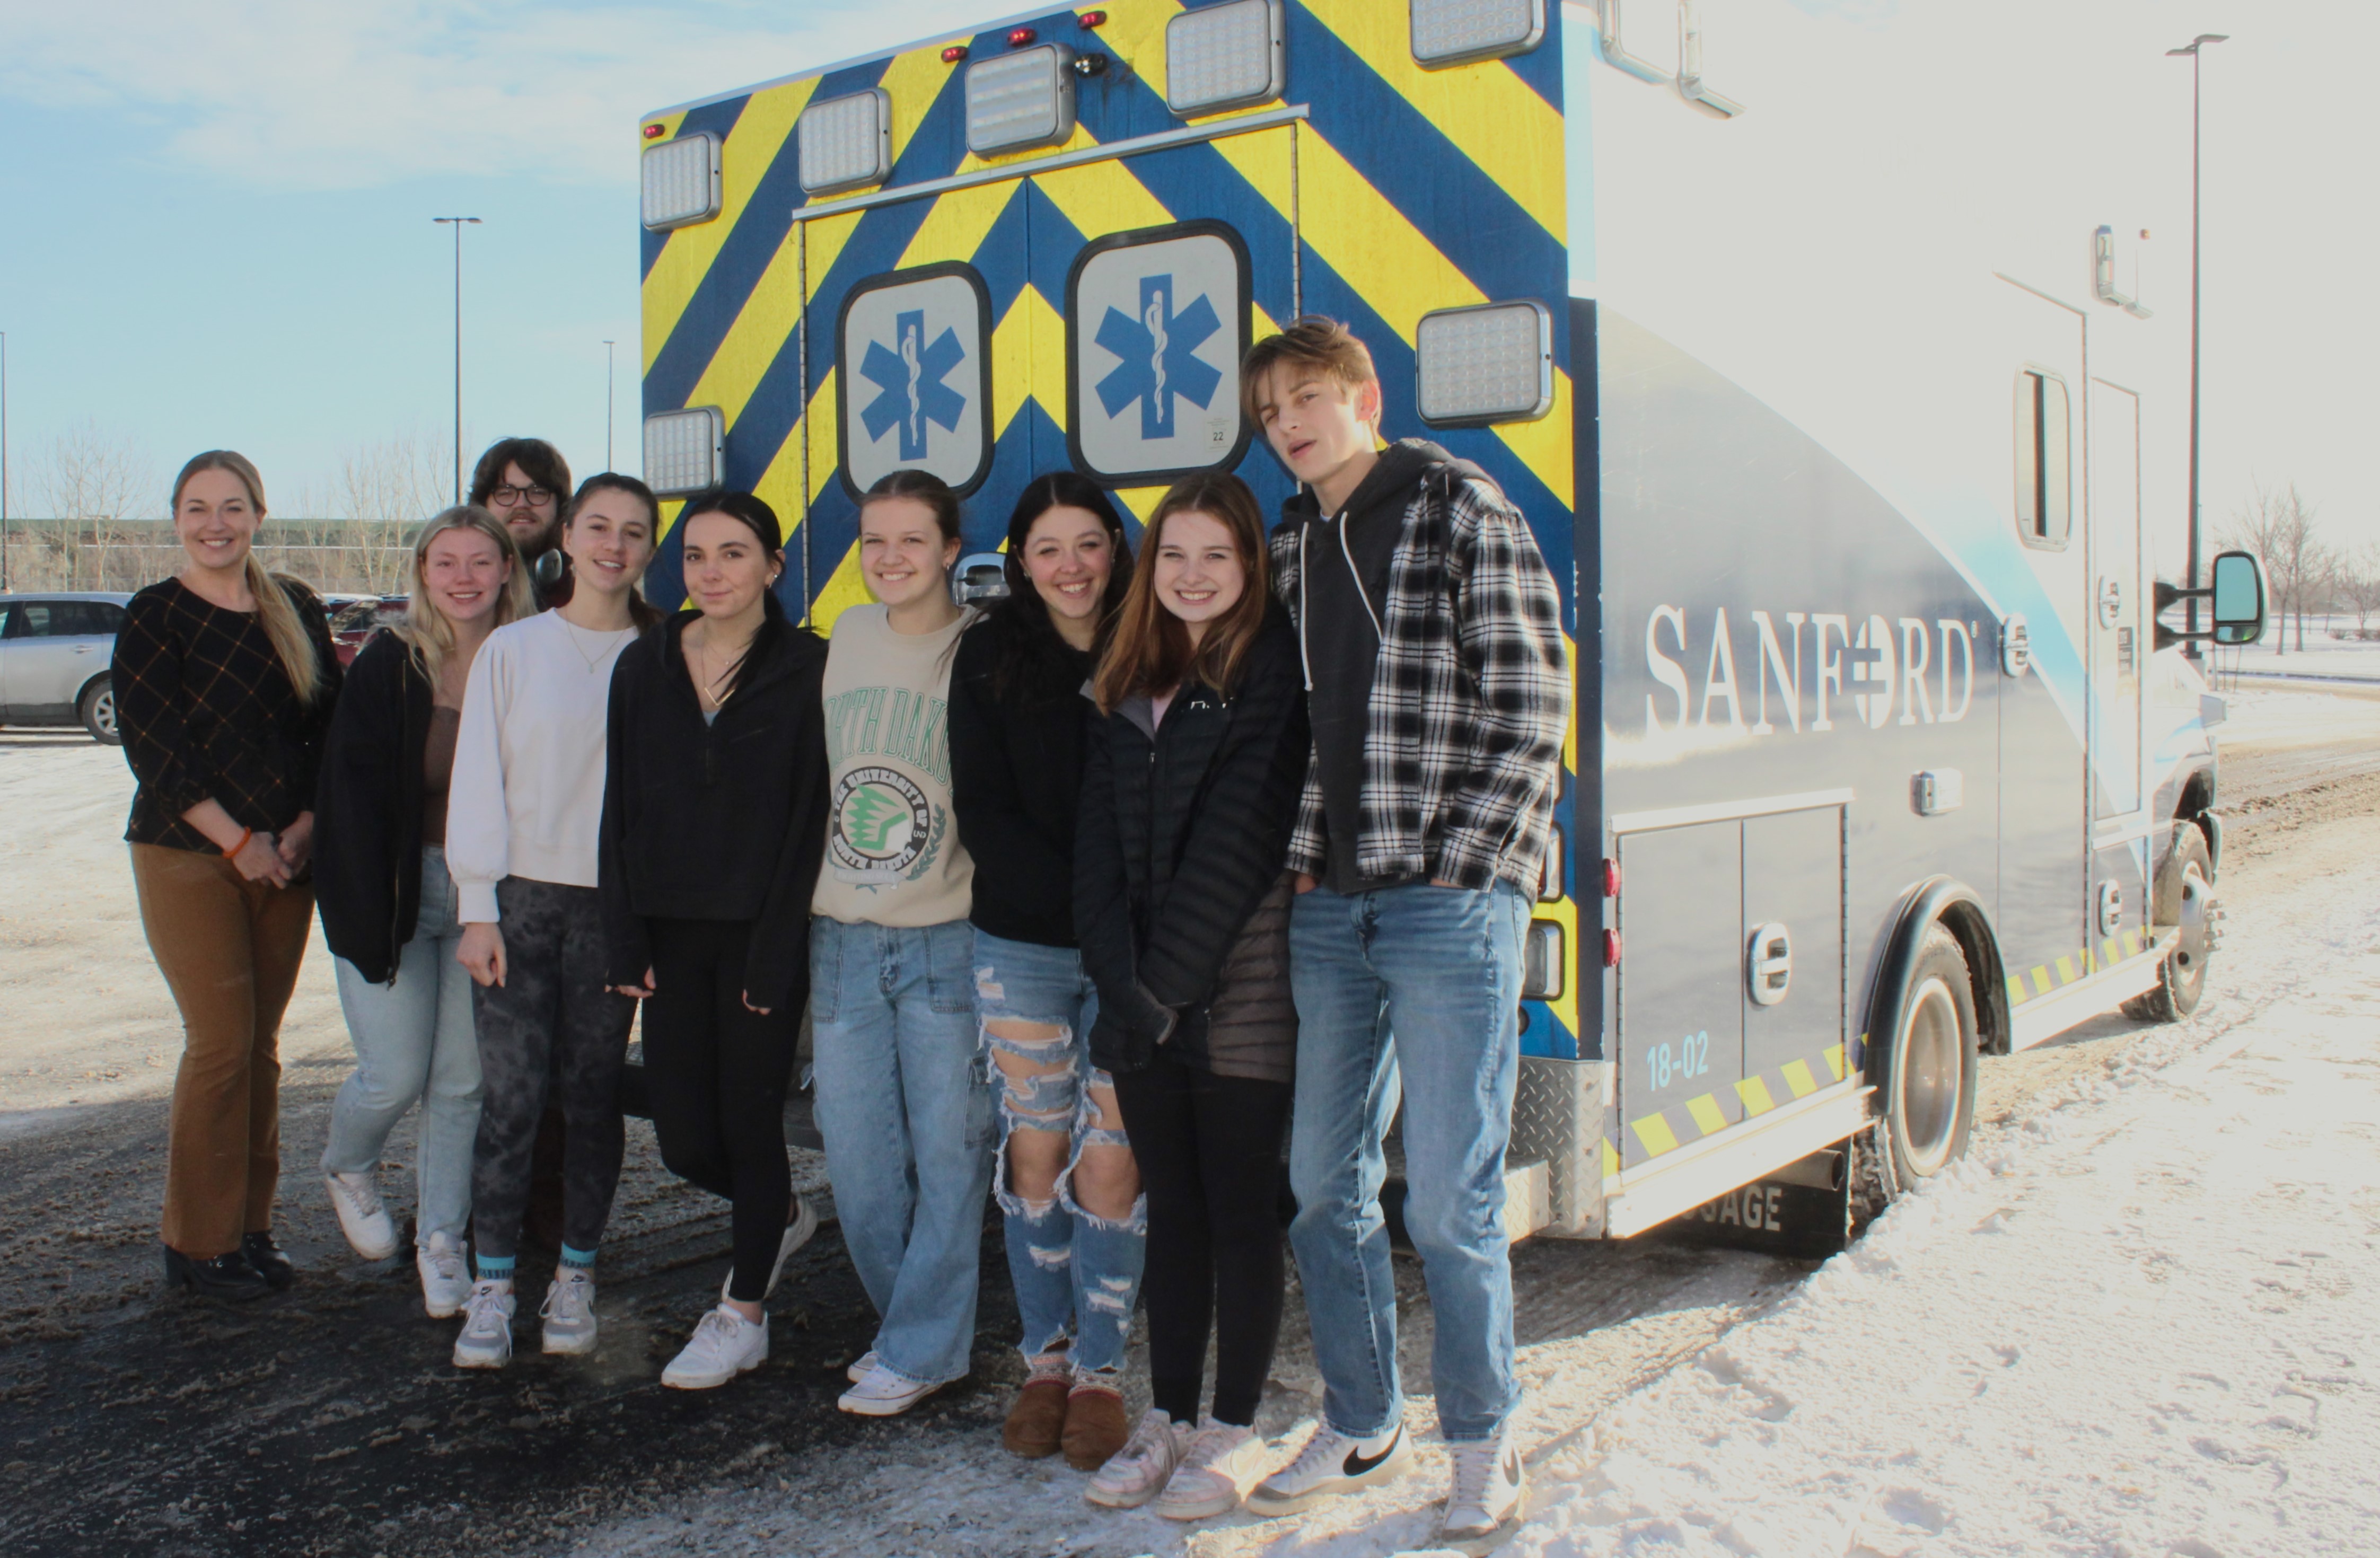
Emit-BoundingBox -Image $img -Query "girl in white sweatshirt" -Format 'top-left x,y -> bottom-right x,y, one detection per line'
444,474 -> 659,1370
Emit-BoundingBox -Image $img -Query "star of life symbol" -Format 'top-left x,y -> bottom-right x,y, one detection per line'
859,309 -> 966,461
1094,275 -> 1223,439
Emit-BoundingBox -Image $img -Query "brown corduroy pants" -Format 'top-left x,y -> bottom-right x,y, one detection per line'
130,843 -> 315,1259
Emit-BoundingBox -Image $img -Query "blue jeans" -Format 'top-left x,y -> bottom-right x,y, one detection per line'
810,916 -> 996,1386
321,847 -> 483,1244
1286,879 -> 1531,1442
974,930 -> 1146,1375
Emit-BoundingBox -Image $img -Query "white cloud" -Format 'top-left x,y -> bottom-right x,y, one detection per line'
0,1 -> 997,191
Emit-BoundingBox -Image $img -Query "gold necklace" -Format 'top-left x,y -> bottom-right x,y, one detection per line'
556,615 -> 619,675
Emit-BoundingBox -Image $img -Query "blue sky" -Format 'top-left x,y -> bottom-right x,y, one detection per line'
1,0 -> 2371,545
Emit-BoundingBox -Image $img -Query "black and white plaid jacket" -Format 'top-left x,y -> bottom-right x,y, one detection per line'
1270,444 -> 1570,894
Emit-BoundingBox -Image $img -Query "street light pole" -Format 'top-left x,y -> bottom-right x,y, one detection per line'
603,340 -> 617,472
432,217 -> 482,505
2167,33 -> 2226,653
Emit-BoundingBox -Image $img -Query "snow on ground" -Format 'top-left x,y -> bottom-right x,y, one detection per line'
1512,931 -> 2380,1557
2222,627 -> 2380,683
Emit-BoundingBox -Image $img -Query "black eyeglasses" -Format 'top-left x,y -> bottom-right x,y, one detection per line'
488,485 -> 556,506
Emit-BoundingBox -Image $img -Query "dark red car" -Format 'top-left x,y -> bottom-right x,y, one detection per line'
326,596 -> 409,666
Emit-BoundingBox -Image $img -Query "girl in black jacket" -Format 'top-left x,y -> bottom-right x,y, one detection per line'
315,506 -> 533,1316
1074,473 -> 1310,1519
600,491 -> 831,1391
950,473 -> 1143,1471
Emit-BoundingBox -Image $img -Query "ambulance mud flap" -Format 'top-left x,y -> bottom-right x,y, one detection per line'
1654,1148 -> 1852,1261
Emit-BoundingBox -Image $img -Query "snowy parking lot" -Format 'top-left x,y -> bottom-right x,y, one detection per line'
1,689 -> 2375,1557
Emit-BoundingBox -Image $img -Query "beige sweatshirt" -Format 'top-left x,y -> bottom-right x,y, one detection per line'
811,603 -> 975,928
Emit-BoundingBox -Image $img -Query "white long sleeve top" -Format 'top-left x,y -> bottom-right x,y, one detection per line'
446,610 -> 639,923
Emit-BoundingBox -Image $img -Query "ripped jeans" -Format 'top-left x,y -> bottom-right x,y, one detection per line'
974,930 -> 1146,1375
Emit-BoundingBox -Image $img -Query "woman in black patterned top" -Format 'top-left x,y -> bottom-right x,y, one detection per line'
114,450 -> 341,1301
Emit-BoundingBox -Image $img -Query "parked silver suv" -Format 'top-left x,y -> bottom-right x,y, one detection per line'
0,593 -> 134,744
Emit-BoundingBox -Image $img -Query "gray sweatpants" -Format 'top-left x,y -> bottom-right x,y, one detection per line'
469,877 -> 636,1263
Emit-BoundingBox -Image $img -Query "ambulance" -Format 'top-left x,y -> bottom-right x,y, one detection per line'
629,1 -> 2268,1251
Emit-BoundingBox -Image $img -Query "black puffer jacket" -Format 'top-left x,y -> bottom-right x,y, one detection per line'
1075,604 -> 1308,1078
313,630 -> 434,985
599,612 -> 832,1013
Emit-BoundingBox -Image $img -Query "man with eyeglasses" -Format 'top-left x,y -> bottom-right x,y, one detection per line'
467,438 -> 574,566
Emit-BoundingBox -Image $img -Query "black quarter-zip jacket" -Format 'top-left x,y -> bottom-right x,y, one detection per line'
599,612 -> 832,1012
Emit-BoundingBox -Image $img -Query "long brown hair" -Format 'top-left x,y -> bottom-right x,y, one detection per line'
395,506 -> 536,685
170,450 -> 325,705
1091,472 -> 1270,714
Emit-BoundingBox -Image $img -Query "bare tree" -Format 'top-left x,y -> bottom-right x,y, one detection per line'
33,422 -> 162,588
2221,480 -> 2331,654
2337,542 -> 2380,640
333,433 -> 449,592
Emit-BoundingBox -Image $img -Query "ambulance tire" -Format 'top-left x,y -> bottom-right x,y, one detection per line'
1855,922 -> 1979,1219
2122,826 -> 2214,1024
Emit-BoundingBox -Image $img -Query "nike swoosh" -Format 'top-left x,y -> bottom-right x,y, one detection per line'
1342,1429 -> 1401,1476
1503,1451 -> 1523,1482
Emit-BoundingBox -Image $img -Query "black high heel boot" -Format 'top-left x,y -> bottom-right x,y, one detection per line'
240,1232 -> 297,1290
162,1245 -> 269,1301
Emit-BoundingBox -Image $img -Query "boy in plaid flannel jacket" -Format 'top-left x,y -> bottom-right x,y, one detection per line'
1238,319 -> 1568,1554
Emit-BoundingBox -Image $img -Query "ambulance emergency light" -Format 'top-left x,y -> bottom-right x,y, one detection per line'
965,43 -> 1077,156
1415,301 -> 1553,426
1165,0 -> 1285,116
1410,0 -> 1545,67
643,407 -> 725,497
640,132 -> 722,231
798,89 -> 892,197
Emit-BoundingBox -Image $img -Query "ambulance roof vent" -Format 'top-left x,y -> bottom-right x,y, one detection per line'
640,131 -> 722,232
1165,0 -> 1286,117
643,407 -> 725,498
798,88 -> 892,198
965,42 -> 1078,156
1410,0 -> 1545,69
1415,301 -> 1554,427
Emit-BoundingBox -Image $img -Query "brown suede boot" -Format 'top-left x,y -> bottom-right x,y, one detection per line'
1002,1355 -> 1073,1459
1061,1375 -> 1130,1471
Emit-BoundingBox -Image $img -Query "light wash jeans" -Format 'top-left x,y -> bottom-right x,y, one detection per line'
974,929 -> 1146,1375
321,846 -> 482,1245
810,916 -> 996,1386
1286,879 -> 1531,1443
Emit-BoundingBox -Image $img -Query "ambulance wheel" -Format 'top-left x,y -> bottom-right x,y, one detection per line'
2122,826 -> 2214,1023
1855,922 -> 1978,1217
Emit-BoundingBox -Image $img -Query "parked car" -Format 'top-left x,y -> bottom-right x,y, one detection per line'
326,595 -> 409,666
0,593 -> 134,744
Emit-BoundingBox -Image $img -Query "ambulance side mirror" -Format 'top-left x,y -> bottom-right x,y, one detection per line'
2208,551 -> 2265,646
2151,549 -> 2265,651
953,552 -> 1009,606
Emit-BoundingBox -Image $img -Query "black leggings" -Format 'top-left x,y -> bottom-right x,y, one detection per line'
1113,1048 -> 1292,1427
471,878 -> 636,1263
643,918 -> 801,1303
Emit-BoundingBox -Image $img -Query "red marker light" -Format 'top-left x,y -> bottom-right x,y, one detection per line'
1600,858 -> 1621,897
1079,8 -> 1108,24
941,43 -> 969,62
642,124 -> 665,140
1008,25 -> 1038,46
1602,930 -> 1623,968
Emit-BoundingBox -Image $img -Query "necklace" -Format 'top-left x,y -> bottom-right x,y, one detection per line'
687,622 -> 754,711
556,615 -> 622,675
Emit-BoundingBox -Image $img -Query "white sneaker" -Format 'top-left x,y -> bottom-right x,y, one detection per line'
451,1280 -> 515,1369
1154,1418 -> 1269,1520
845,1349 -> 879,1384
416,1233 -> 470,1318
724,1195 -> 819,1303
837,1361 -> 945,1417
1245,1421 -> 1412,1517
1085,1408 -> 1190,1509
540,1269 -> 599,1356
662,1304 -> 768,1390
1438,1432 -> 1527,1555
324,1171 -> 397,1261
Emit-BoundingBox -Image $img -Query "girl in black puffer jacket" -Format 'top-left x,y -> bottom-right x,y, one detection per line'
1074,473 -> 1309,1518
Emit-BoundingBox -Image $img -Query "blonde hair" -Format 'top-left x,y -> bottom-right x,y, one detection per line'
1091,473 -> 1271,715
171,451 -> 324,706
396,506 -> 535,685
